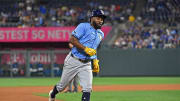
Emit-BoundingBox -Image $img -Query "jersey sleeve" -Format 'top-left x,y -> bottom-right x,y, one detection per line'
72,23 -> 85,39
102,32 -> 104,39
99,30 -> 104,39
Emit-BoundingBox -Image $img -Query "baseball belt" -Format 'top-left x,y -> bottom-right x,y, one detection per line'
71,53 -> 91,63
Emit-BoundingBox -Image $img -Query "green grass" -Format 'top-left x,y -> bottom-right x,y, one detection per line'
0,78 -> 59,87
38,90 -> 180,101
93,77 -> 180,85
0,77 -> 180,87
0,77 -> 180,101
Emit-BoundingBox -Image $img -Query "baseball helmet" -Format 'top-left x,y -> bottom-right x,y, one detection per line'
91,9 -> 106,19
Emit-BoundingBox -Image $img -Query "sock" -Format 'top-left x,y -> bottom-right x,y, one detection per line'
51,85 -> 58,98
82,92 -> 90,101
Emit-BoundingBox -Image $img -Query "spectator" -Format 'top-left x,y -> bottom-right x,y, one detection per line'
113,22 -> 180,49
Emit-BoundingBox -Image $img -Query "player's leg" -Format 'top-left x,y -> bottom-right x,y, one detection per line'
49,52 -> 78,100
69,80 -> 73,92
77,63 -> 93,101
65,79 -> 73,93
49,67 -> 77,101
50,65 -> 78,95
73,75 -> 79,92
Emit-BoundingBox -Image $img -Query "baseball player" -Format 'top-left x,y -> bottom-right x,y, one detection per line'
49,9 -> 106,101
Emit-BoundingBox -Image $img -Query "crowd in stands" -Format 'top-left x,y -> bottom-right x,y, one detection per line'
0,0 -> 179,27
113,22 -> 180,49
0,0 -> 135,27
140,0 -> 180,26
113,0 -> 180,49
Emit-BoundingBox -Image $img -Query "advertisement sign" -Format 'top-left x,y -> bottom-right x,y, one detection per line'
1,53 -> 67,65
0,26 -> 111,42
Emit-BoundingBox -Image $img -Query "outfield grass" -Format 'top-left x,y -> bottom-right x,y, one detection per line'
0,77 -> 180,101
38,90 -> 180,101
0,77 -> 180,87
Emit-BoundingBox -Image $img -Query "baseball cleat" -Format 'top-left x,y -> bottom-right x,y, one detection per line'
49,90 -> 55,101
73,89 -> 78,93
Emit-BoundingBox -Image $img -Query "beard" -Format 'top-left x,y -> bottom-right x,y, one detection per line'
92,21 -> 103,29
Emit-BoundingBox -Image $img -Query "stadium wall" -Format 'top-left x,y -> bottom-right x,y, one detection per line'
98,48 -> 180,76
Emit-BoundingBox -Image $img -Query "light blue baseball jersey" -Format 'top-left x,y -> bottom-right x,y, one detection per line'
71,22 -> 104,60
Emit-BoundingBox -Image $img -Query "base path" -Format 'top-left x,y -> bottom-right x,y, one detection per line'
0,84 -> 180,101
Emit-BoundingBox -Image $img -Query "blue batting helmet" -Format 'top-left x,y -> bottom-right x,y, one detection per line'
91,9 -> 106,19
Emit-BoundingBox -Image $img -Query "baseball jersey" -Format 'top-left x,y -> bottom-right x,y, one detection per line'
71,22 -> 104,60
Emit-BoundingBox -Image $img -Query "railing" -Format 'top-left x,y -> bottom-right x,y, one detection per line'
0,50 -> 70,77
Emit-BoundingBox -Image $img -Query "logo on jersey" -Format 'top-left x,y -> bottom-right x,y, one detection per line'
98,33 -> 102,40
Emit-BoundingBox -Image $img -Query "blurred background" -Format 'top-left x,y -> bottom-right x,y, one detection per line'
0,0 -> 180,77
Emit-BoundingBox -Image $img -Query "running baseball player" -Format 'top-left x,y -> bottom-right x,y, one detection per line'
49,9 -> 106,101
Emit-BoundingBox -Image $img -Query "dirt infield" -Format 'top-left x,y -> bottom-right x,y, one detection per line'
0,84 -> 180,101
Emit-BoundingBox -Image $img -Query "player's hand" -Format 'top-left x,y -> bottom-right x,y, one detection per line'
84,47 -> 96,56
93,59 -> 99,73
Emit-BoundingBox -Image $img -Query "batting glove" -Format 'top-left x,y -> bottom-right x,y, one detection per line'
93,59 -> 99,73
84,47 -> 96,56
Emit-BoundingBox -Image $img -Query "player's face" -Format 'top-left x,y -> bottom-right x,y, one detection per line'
91,16 -> 104,29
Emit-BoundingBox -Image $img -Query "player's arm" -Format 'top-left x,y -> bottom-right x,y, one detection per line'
70,35 -> 85,50
70,35 -> 96,56
68,43 -> 74,49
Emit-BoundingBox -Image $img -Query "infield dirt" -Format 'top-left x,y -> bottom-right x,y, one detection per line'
0,84 -> 180,101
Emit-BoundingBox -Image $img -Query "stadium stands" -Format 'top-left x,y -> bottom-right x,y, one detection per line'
113,22 -> 180,49
140,0 -> 180,25
0,0 -> 136,27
